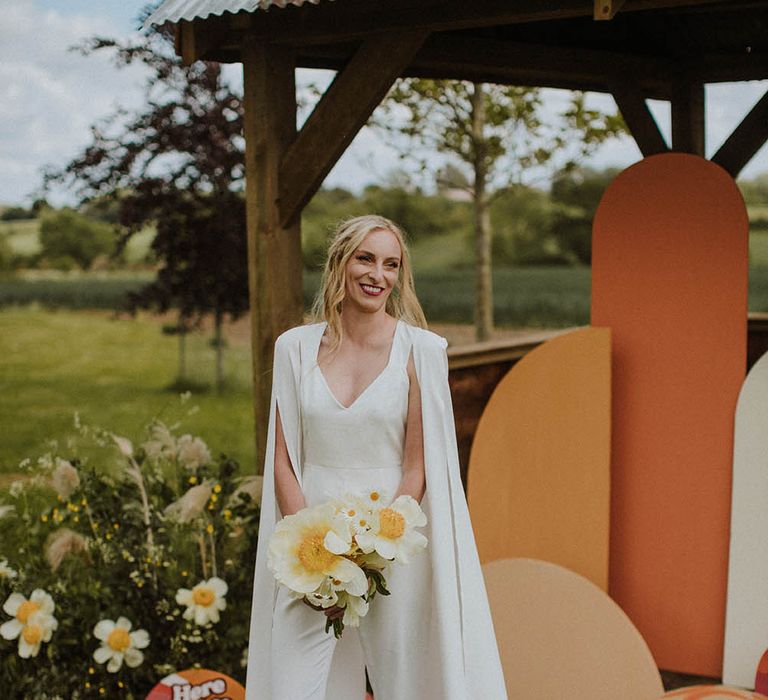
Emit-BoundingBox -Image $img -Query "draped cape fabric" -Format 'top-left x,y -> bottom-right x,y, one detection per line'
245,321 -> 508,700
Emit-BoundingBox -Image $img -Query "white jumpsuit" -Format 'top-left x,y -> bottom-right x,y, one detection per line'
269,319 -> 432,700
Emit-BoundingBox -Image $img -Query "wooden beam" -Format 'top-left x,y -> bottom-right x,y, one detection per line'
243,0 -> 730,47
611,82 -> 669,156
712,88 -> 768,178
671,78 -> 705,156
241,39 -> 303,473
594,0 -> 626,20
277,30 -> 429,228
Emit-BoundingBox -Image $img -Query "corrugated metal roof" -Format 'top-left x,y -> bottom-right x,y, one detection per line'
144,0 -> 330,26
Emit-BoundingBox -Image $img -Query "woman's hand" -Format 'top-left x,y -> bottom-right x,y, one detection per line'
302,598 -> 345,620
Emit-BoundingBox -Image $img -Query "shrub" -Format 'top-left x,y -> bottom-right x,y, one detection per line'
0,399 -> 260,699
39,210 -> 115,271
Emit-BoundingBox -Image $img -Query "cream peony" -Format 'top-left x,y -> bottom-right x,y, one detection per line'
268,502 -> 367,596
51,458 -> 80,500
355,495 -> 428,564
175,577 -> 228,626
93,617 -> 149,672
177,435 -> 211,470
0,590 -> 58,658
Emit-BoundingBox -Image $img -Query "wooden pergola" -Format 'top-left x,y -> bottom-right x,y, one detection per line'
146,0 -> 768,472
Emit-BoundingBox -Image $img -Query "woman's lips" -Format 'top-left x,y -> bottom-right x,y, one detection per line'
360,283 -> 384,296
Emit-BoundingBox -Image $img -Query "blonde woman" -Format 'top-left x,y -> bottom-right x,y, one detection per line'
245,215 -> 507,700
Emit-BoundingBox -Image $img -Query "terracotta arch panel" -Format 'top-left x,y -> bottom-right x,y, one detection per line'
591,153 -> 748,676
467,327 -> 611,590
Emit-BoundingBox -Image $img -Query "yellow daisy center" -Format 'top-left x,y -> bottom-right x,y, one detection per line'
107,628 -> 131,653
369,491 -> 380,502
297,529 -> 336,573
193,586 -> 215,607
347,509 -> 356,516
22,624 -> 42,645
16,600 -> 40,623
379,508 -> 406,539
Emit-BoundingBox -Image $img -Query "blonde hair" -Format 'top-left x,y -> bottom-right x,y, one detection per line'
309,214 -> 427,354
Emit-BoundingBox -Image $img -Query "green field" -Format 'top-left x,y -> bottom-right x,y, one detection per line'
0,307 -> 256,476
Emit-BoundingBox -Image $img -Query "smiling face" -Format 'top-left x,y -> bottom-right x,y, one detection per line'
343,228 -> 402,314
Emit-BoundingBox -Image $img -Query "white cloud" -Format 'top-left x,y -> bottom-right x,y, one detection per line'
0,1 -> 149,206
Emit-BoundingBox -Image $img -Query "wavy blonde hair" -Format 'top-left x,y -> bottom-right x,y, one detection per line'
309,214 -> 427,354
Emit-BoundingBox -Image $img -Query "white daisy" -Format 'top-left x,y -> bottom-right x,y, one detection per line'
0,590 -> 58,658
355,495 -> 428,563
93,617 -> 149,672
175,577 -> 228,626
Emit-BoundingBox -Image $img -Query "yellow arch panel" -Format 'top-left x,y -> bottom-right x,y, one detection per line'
468,327 -> 611,590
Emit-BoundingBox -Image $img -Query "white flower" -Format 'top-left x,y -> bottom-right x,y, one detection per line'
51,458 -> 80,500
164,480 -> 213,523
268,502 -> 367,597
111,434 -> 134,458
177,435 -> 212,470
93,617 -> 149,672
9,481 -> 23,498
339,590 -> 369,628
355,495 -> 428,564
175,577 -> 228,626
142,422 -> 177,461
0,590 -> 58,658
0,505 -> 14,520
0,560 -> 17,580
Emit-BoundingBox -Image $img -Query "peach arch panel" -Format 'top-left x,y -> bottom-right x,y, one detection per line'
467,327 -> 611,590
591,153 -> 748,677
483,558 -> 663,700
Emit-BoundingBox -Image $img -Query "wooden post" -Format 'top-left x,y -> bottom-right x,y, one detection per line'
242,37 -> 303,474
671,78 -> 705,156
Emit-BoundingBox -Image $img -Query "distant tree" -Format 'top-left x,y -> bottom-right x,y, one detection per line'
0,235 -> 14,272
375,81 -> 626,340
549,167 -> 620,265
39,209 -> 114,270
46,32 -> 247,392
0,206 -> 34,222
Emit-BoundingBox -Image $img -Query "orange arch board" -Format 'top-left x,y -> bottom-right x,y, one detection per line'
468,327 -> 611,590
591,153 -> 748,677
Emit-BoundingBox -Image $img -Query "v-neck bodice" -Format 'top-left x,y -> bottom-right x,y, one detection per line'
300,320 -> 410,479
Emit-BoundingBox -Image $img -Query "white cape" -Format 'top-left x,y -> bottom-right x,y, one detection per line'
245,321 -> 507,699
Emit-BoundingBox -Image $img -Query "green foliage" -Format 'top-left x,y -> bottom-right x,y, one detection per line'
549,167 -> 620,264
0,406 -> 259,698
301,186 -> 472,270
0,236 -> 15,272
0,206 -> 34,222
0,276 -> 148,309
490,186 -> 564,266
39,210 -> 115,270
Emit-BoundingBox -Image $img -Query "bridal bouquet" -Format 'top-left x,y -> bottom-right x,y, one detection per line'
267,490 -> 428,638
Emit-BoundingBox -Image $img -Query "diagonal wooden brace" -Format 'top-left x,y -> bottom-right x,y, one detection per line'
278,30 -> 429,228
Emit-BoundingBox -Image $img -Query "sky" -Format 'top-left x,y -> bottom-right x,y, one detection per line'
2,0 -> 768,207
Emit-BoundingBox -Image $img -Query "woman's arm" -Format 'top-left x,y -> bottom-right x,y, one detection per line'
273,402 -> 306,518
393,349 -> 426,503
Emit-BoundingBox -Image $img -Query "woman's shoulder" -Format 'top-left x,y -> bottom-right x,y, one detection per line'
400,320 -> 448,351
275,322 -> 324,349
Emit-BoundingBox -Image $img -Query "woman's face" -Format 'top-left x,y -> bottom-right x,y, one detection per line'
343,228 -> 402,314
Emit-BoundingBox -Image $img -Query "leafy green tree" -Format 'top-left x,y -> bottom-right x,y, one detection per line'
47,32 -> 247,392
376,81 -> 626,340
39,209 -> 114,270
0,206 -> 34,222
549,167 -> 620,265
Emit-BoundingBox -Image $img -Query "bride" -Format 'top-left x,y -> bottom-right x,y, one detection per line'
245,214 -> 507,699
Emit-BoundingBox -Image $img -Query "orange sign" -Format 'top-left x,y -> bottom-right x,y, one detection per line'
146,668 -> 245,700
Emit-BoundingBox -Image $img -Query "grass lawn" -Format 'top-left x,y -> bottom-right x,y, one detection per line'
0,307 -> 256,476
